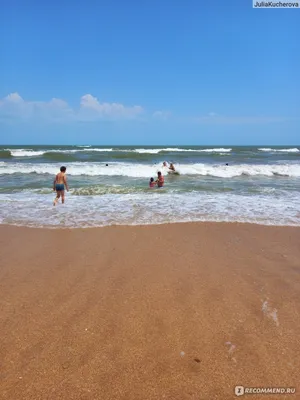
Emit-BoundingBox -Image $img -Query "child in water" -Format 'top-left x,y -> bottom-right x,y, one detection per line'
53,166 -> 69,206
149,177 -> 156,188
156,171 -> 164,187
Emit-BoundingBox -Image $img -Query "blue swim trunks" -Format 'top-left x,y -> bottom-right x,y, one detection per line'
55,183 -> 65,191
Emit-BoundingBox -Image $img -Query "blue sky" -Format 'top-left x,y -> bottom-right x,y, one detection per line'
0,0 -> 299,145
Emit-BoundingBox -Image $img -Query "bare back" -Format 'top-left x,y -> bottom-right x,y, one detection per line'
55,172 -> 66,185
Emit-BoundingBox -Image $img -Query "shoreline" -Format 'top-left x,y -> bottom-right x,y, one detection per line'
1,222 -> 299,399
1,218 -> 300,230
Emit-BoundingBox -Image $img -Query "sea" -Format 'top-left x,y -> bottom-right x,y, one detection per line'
0,145 -> 299,228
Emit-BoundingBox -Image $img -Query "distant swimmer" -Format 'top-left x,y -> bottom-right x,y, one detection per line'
225,163 -> 229,166
106,164 -> 108,166
53,166 -> 69,206
162,161 -> 168,168
149,177 -> 156,188
156,171 -> 164,188
169,162 -> 175,172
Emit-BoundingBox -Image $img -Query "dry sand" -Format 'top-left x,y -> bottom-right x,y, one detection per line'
0,222 -> 299,400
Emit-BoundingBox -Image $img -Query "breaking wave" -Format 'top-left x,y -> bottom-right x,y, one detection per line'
258,148 -> 299,153
4,147 -> 233,157
1,161 -> 300,178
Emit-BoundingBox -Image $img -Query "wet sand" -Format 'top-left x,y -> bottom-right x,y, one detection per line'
0,222 -> 299,400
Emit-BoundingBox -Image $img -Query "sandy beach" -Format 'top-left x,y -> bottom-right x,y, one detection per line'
0,222 -> 299,400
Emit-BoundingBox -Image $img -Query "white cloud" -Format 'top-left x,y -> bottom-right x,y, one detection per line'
1,94 -> 289,126
5,92 -> 24,103
0,93 -> 74,121
152,110 -> 171,120
0,93 -> 144,122
79,94 -> 143,120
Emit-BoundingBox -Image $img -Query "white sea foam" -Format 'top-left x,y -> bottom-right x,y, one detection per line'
83,148 -> 114,152
2,161 -> 300,178
157,147 -> 232,153
177,163 -> 300,178
50,148 -> 114,153
258,148 -> 299,153
89,147 -> 232,154
197,148 -> 232,153
8,149 -> 46,157
0,190 -> 299,228
133,149 -> 161,154
5,148 -> 115,156
262,301 -> 279,327
6,147 -> 233,156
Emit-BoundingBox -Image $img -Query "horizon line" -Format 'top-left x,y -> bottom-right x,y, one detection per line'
1,144 -> 300,147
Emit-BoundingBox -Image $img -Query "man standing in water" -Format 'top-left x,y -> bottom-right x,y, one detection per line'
156,171 -> 164,188
53,166 -> 69,206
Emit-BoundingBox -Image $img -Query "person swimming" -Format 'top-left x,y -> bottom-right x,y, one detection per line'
149,177 -> 156,188
162,161 -> 168,168
169,162 -> 175,172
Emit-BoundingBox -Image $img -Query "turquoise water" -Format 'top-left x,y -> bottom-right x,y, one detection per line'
0,145 -> 299,227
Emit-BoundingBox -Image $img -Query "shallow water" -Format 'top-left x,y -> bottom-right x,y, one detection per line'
1,145 -> 299,227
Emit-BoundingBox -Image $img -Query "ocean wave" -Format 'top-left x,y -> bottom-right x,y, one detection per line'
176,163 -> 300,178
141,147 -> 232,153
82,148 -> 114,152
194,148 -> 232,153
132,149 -> 161,154
0,150 -> 12,158
1,161 -> 300,178
4,147 -> 233,157
258,148 -> 299,153
43,152 -> 83,162
8,149 -> 46,157
4,148 -> 114,157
